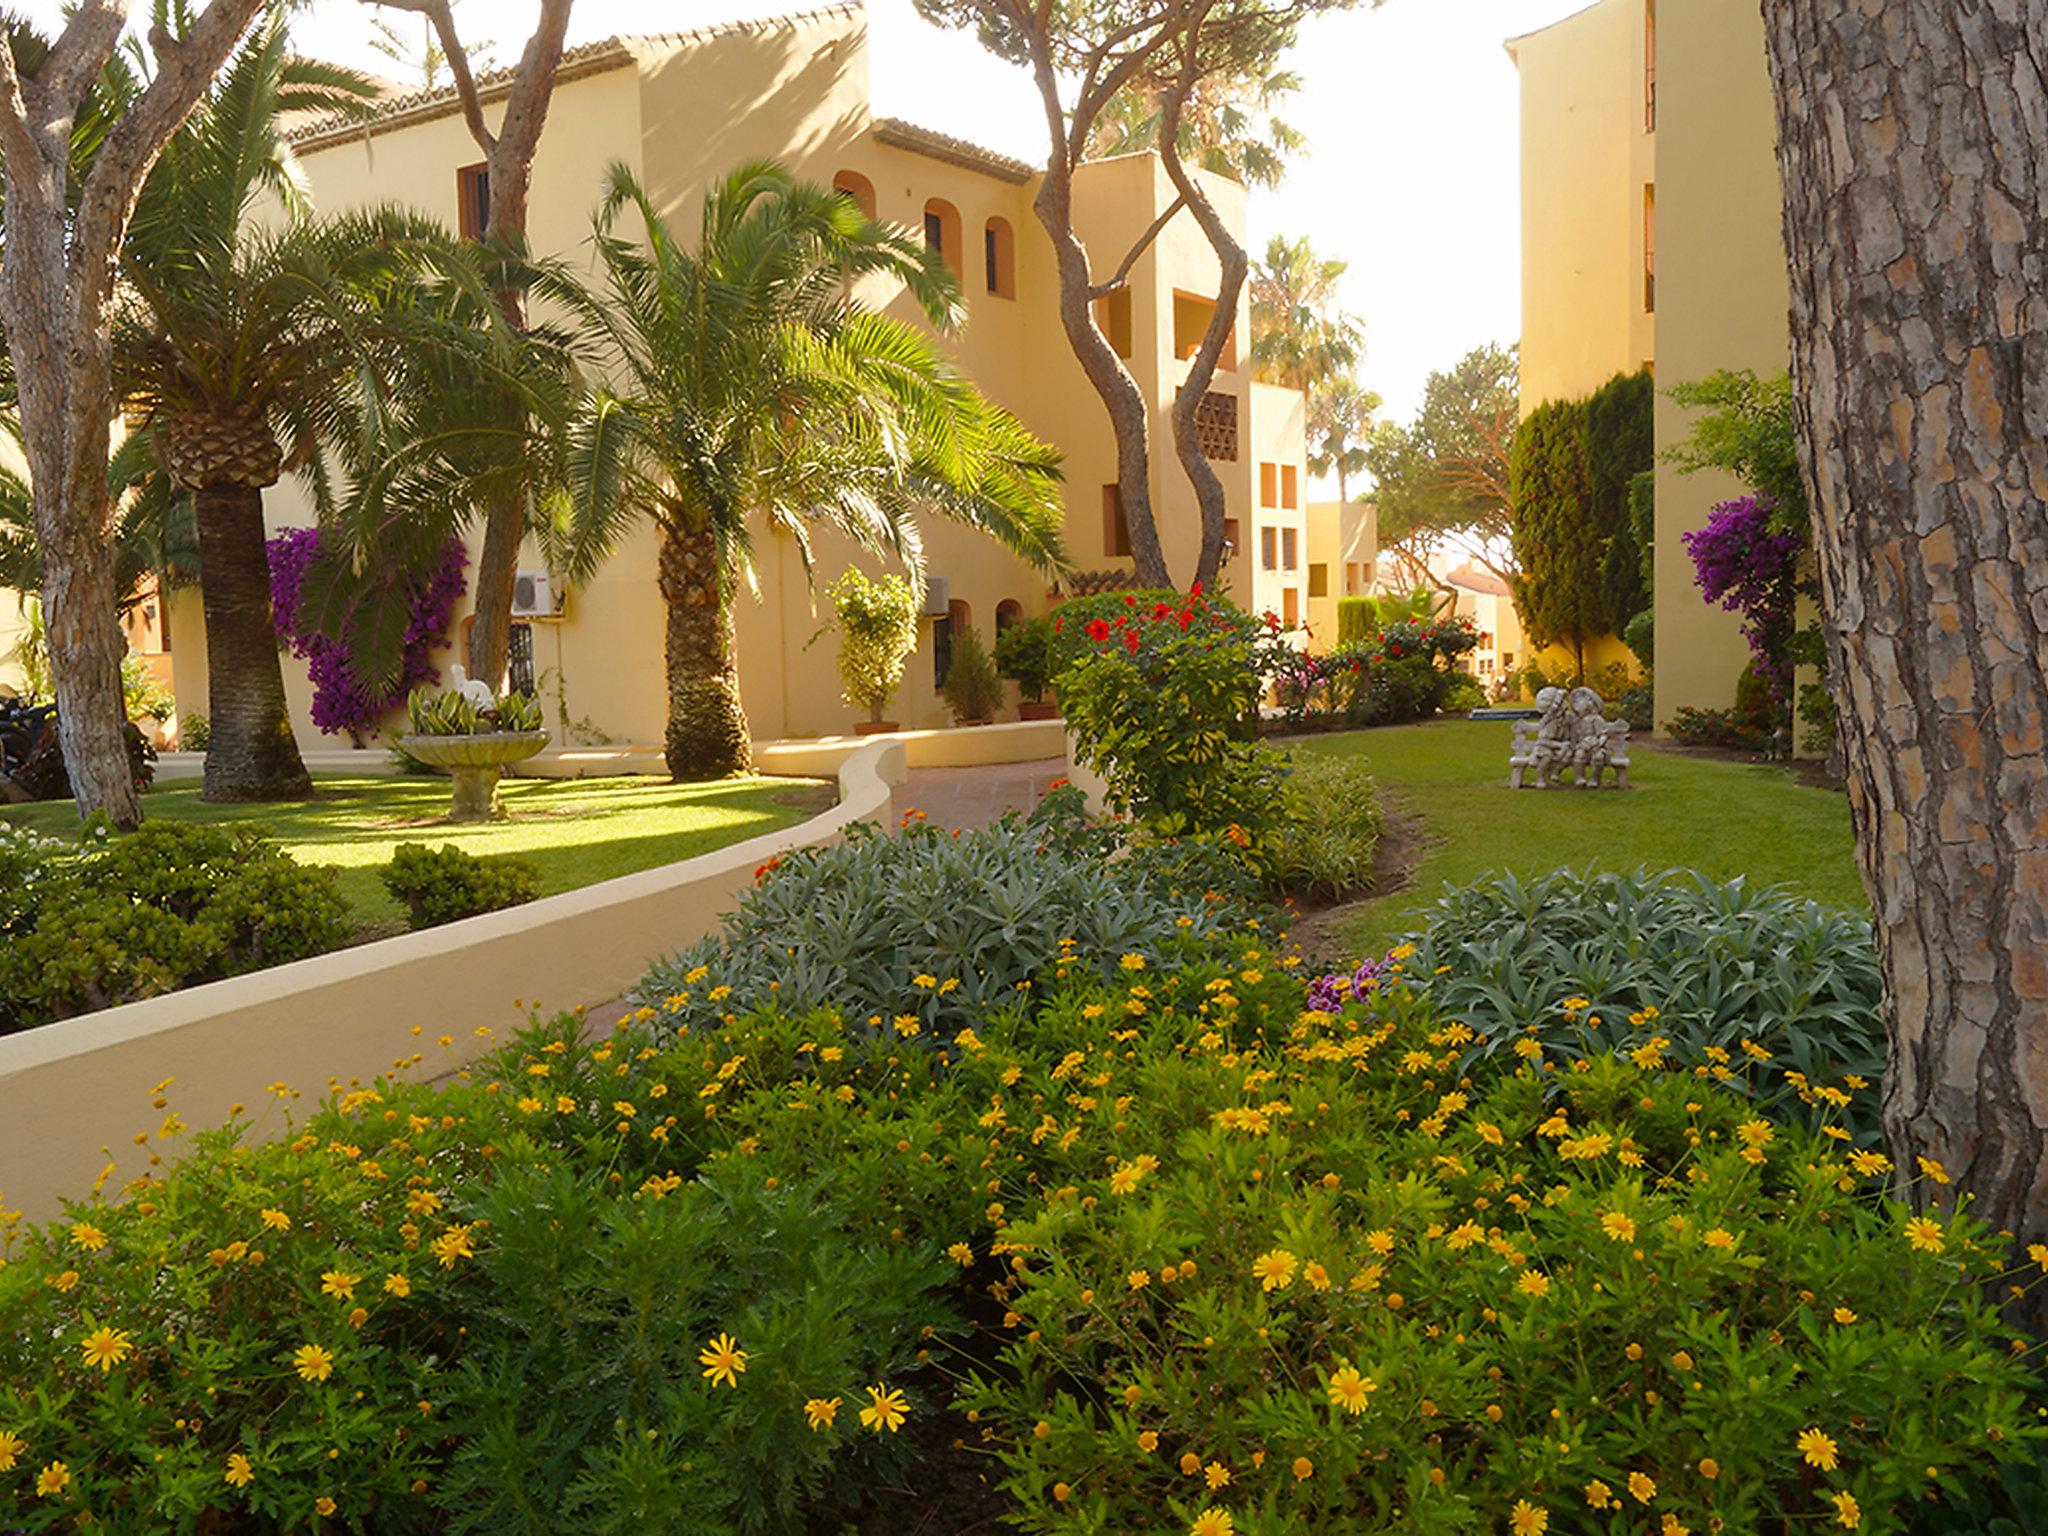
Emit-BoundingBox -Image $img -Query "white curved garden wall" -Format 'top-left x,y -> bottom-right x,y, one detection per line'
0,741 -> 908,1224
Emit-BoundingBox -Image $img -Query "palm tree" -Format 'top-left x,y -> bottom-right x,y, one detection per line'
114,14 -> 454,801
1307,373 -> 1380,503
544,161 -> 1066,780
1249,233 -> 1360,392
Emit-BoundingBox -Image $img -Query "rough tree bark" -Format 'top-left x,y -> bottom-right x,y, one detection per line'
1156,22 -> 1244,592
1762,0 -> 2048,1246
374,0 -> 573,690
657,517 -> 750,781
0,0 -> 270,828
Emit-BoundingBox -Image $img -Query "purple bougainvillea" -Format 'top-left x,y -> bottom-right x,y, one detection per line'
1681,495 -> 1802,699
269,527 -> 468,742
1305,956 -> 1386,1015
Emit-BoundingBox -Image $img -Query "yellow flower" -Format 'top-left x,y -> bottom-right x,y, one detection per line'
859,1384 -> 910,1432
1304,1261 -> 1331,1291
1702,1227 -> 1736,1251
79,1325 -> 134,1372
259,1208 -> 291,1232
698,1332 -> 747,1388
384,1272 -> 412,1298
1180,1452 -> 1202,1475
1325,1364 -> 1377,1414
1119,953 -> 1146,971
1627,1471 -> 1657,1505
320,1270 -> 359,1302
1584,1478 -> 1613,1509
1139,1430 -> 1160,1452
1797,1427 -> 1840,1471
1129,1268 -> 1152,1290
224,1452 -> 255,1488
316,1496 -> 338,1516
1516,1270 -> 1551,1298
1511,1500 -> 1550,1535
35,1461 -> 69,1498
1251,1248 -> 1298,1291
1189,1509 -> 1235,1536
2029,1242 -> 2048,1271
1365,1228 -> 1395,1256
1848,1149 -> 1891,1176
1833,1305 -> 1857,1324
292,1343 -> 335,1383
430,1224 -> 477,1268
803,1396 -> 841,1431
1903,1216 -> 1945,1254
0,1429 -> 22,1472
68,1222 -> 107,1252
1831,1489 -> 1862,1529
1292,1456 -> 1313,1481
1917,1156 -> 1950,1185
1601,1211 -> 1637,1243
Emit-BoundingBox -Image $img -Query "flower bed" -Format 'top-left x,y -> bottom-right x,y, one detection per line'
0,824 -> 2038,1532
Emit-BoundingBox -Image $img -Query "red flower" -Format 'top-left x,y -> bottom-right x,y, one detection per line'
1053,617 -> 1064,634
1190,581 -> 1204,598
1086,618 -> 1111,641
1177,609 -> 1193,631
1123,629 -> 1141,654
1153,602 -> 1172,619
1123,594 -> 1137,606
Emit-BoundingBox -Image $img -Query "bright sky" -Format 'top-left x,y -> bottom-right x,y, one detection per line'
29,0 -> 1591,427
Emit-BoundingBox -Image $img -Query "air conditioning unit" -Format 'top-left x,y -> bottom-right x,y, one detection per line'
922,576 -> 950,618
511,570 -> 564,619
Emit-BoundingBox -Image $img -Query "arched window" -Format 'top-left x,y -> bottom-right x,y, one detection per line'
922,198 -> 962,278
995,598 -> 1024,632
831,169 -> 876,220
982,216 -> 1015,298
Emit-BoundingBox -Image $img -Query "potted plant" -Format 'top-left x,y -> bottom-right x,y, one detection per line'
822,568 -> 920,735
942,623 -> 1004,726
396,671 -> 549,822
995,615 -> 1060,720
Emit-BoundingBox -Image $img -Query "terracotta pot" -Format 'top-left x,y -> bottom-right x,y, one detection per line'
1018,700 -> 1061,721
953,717 -> 994,728
853,720 -> 900,736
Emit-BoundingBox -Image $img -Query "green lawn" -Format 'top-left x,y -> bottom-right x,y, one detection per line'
1,772 -> 829,930
1295,720 -> 1866,956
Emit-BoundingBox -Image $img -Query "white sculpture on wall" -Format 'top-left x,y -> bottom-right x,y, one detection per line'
1510,685 -> 1632,788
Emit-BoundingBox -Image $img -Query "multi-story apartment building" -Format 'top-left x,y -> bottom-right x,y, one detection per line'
1508,0 -> 1785,723
1301,499 -> 1376,643
157,2 -> 1308,746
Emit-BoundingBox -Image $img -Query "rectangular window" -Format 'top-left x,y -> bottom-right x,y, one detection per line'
933,615 -> 953,690
1345,562 -> 1359,594
508,623 -> 535,694
1172,290 -> 1237,368
1259,462 -> 1278,507
1281,464 -> 1299,510
1260,527 -> 1277,571
1282,587 -> 1299,627
1282,528 -> 1298,570
1194,392 -> 1238,461
457,162 -> 490,240
1092,288 -> 1133,359
1308,563 -> 1328,598
1223,517 -> 1240,552
924,210 -> 945,252
1103,485 -> 1132,558
1644,183 -> 1657,312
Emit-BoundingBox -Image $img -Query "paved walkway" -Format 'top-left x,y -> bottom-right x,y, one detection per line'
889,757 -> 1070,831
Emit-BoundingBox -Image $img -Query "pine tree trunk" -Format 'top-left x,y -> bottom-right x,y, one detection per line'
193,483 -> 309,801
1763,0 -> 2048,1244
657,518 -> 751,780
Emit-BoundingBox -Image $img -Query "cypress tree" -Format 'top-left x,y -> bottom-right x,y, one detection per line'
1586,367 -> 1657,631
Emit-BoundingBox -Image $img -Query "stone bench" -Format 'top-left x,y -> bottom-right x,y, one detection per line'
1510,717 -> 1632,789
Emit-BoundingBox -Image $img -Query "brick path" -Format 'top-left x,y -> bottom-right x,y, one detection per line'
888,757 -> 1071,831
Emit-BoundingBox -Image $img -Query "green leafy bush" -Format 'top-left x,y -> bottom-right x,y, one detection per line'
0,1014 -> 951,1534
1438,671 -> 1486,713
942,623 -> 1005,722
1049,587 -> 1261,679
1262,751 -> 1381,903
821,567 -> 921,725
382,842 -> 543,930
1395,867 -> 1884,1136
179,712 -> 210,752
0,823 -> 350,1032
634,788 -> 1256,1042
1059,588 -> 1293,844
954,962 -> 2038,1536
405,687 -> 544,737
1335,596 -> 1379,645
994,614 -> 1058,702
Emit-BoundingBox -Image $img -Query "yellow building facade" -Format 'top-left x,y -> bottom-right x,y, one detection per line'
1509,0 -> 1784,724
1301,499 -> 1377,643
163,4 -> 1307,749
